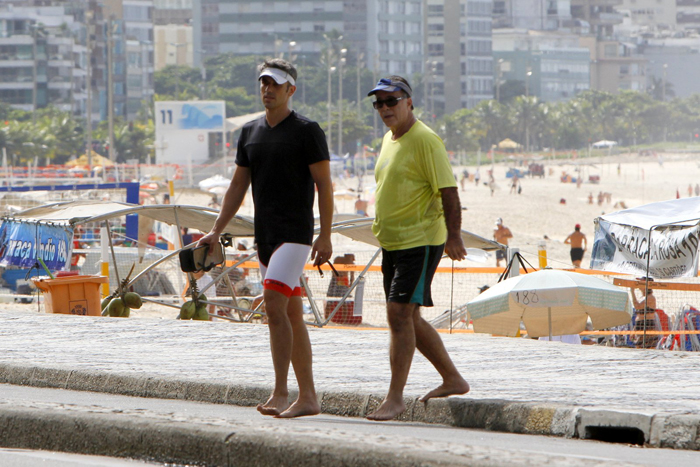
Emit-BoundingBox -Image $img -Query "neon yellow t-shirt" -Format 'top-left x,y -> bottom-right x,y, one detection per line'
372,120 -> 457,251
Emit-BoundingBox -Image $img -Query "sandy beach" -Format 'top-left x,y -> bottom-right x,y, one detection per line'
3,151 -> 698,326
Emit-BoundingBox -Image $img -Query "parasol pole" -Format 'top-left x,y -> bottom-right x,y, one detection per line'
548,307 -> 552,340
449,260 -> 454,334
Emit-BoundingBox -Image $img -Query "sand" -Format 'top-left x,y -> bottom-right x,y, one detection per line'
3,151 -> 698,322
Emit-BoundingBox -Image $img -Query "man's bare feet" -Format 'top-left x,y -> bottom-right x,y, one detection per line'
256,394 -> 289,416
275,397 -> 321,419
419,378 -> 470,403
366,397 -> 406,421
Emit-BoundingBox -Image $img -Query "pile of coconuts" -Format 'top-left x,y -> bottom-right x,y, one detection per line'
101,292 -> 143,318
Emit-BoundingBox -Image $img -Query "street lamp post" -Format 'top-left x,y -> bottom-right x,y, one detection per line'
85,14 -> 93,170
169,42 -> 187,97
525,66 -> 532,153
107,15 -> 116,162
323,34 -> 342,151
356,51 -> 364,114
338,48 -> 347,157
496,58 -> 504,103
662,63 -> 668,102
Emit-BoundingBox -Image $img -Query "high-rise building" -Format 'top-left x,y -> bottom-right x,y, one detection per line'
366,1 -> 423,78
0,4 -> 87,116
493,29 -> 590,102
192,0 -> 218,67
154,0 -> 192,26
213,0 -> 343,61
424,0 -> 493,114
579,36 -> 647,93
493,0 -> 572,30
104,0 -> 154,121
676,0 -> 700,32
617,0 -> 676,29
570,0 -> 624,38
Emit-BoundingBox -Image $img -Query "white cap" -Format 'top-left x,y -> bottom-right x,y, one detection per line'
258,67 -> 296,86
495,217 -> 503,225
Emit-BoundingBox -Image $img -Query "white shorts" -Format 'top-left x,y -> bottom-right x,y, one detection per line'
259,243 -> 311,297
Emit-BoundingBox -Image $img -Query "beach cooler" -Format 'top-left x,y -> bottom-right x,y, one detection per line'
32,275 -> 108,316
324,299 -> 362,325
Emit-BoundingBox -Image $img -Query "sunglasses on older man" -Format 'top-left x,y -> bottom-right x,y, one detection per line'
372,96 -> 407,109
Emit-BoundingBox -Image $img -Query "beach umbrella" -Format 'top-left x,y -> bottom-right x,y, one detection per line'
198,174 -> 230,191
592,140 -> 617,149
466,269 -> 632,339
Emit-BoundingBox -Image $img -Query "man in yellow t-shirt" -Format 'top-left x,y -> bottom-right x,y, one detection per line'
366,76 -> 470,421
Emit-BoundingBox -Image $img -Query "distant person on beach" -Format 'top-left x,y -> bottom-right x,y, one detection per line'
510,173 -> 519,194
198,58 -> 333,419
355,194 -> 369,217
474,169 -> 480,186
493,217 -> 513,267
564,224 -> 587,268
460,169 -> 469,191
365,75 -> 469,421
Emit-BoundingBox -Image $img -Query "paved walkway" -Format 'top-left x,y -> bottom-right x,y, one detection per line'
0,310 -> 699,451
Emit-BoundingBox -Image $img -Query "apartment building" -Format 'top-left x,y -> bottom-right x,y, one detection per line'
0,5 -> 87,115
493,29 -> 590,102
570,0 -> 624,38
423,0 -> 493,114
580,36 -> 647,92
493,0 -> 573,30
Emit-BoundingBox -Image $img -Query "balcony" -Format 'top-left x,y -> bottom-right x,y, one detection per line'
591,12 -> 624,25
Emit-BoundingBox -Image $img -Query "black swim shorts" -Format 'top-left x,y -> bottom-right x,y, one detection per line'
381,244 -> 444,307
496,250 -> 506,260
570,247 -> 584,262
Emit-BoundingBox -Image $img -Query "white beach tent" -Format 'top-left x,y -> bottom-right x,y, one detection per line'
591,197 -> 700,279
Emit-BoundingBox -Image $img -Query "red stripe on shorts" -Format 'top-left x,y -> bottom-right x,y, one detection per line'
264,278 -> 293,297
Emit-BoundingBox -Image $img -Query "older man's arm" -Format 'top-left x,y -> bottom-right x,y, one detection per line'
440,187 -> 466,261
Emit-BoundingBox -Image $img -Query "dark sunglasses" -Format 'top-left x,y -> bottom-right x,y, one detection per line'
372,96 -> 407,109
317,261 -> 340,278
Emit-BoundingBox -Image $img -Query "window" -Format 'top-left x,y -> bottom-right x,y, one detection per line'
428,24 -> 444,36
493,1 -> 506,15
314,24 -> 325,32
428,4 -> 443,17
428,43 -> 444,56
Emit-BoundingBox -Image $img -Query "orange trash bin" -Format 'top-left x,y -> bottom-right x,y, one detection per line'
32,275 -> 109,316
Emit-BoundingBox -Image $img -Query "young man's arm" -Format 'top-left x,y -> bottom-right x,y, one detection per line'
564,234 -> 572,245
198,165 -> 251,247
309,160 -> 333,266
583,234 -> 588,251
440,187 -> 466,261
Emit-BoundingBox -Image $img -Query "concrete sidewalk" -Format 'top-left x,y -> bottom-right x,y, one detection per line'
0,311 -> 698,451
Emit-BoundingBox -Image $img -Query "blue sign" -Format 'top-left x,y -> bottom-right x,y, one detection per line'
0,221 -> 73,271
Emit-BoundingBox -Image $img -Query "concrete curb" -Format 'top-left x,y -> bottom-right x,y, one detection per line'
1,363 -> 698,451
0,405 -> 508,467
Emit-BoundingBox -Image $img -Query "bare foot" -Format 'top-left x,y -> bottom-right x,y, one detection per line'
275,398 -> 321,419
256,394 -> 289,416
366,398 -> 406,421
419,378 -> 470,403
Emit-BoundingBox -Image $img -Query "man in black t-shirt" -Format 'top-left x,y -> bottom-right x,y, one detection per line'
199,58 -> 333,419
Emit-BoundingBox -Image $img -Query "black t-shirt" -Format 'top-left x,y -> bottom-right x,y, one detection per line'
236,111 -> 329,245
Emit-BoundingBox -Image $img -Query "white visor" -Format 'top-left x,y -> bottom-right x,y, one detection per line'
258,68 -> 296,86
